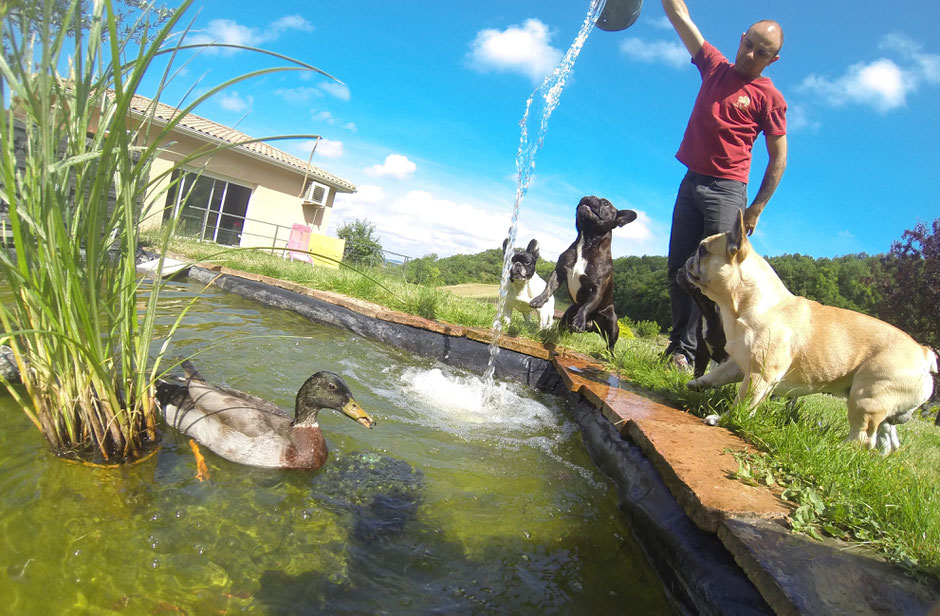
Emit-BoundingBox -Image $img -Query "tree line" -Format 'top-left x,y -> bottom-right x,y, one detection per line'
402,219 -> 939,350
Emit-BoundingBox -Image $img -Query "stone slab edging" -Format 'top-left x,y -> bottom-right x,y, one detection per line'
550,353 -> 791,531
184,264 -> 939,616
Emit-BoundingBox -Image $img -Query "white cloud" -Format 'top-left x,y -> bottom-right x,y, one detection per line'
651,16 -> 674,30
288,139 -> 320,159
467,19 -> 563,83
391,191 -> 508,252
334,189 -> 510,257
319,82 -> 351,101
364,154 -> 417,180
797,34 -> 939,113
800,58 -> 909,113
218,91 -> 253,113
842,60 -> 908,110
880,33 -> 940,84
619,38 -> 690,69
326,151 -> 664,260
288,138 -> 343,160
274,86 -> 322,103
272,91 -> 355,134
311,110 -> 356,132
330,180 -> 664,261
191,19 -> 261,48
314,139 -> 343,159
785,103 -> 820,132
189,14 -> 314,53
345,185 -> 386,204
268,15 -> 313,35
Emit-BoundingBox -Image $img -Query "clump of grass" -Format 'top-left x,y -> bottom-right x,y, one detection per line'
410,287 -> 439,320
0,0 -> 188,460
634,320 -> 661,338
725,398 -> 940,577
615,318 -> 637,341
0,0 -> 335,462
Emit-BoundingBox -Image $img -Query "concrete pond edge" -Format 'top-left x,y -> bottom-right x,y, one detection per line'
186,264 -> 940,616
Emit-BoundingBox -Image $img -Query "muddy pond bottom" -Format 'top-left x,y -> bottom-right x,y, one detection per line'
0,282 -> 671,614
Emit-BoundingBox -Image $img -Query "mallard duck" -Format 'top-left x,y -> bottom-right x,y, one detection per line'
158,360 -> 375,470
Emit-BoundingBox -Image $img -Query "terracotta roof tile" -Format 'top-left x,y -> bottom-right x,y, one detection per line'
127,93 -> 356,193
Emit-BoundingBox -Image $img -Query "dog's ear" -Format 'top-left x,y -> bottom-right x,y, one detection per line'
526,239 -> 539,257
616,209 -> 638,227
726,209 -> 750,261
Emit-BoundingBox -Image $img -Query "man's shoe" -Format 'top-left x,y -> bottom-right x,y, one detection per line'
669,353 -> 692,373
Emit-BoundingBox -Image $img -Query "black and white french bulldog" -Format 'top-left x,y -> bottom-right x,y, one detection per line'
501,238 -> 554,329
530,195 -> 637,352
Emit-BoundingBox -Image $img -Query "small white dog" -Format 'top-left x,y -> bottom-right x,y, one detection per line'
684,211 -> 936,454
501,238 -> 554,329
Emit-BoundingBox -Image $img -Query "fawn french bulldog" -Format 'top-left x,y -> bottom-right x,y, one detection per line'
684,211 -> 936,453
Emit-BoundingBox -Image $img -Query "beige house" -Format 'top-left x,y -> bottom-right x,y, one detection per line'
129,94 -> 356,252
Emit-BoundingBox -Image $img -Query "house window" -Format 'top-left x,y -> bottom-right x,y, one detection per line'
163,170 -> 251,246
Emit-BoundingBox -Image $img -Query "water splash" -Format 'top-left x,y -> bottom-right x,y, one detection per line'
397,366 -> 561,440
482,0 -> 605,396
393,365 -> 605,485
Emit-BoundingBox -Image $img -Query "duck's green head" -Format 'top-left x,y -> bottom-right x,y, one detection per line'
295,371 -> 375,428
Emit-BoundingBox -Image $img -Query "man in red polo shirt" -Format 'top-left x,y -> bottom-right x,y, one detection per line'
661,0 -> 788,370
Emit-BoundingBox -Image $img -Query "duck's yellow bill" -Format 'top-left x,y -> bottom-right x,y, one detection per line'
342,398 -> 375,428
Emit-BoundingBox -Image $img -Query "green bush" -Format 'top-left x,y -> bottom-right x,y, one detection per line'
633,320 -> 661,338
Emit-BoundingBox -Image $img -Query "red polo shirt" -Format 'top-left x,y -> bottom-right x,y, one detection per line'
676,42 -> 787,183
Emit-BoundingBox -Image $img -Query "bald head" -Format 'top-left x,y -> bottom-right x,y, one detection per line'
749,20 -> 784,54
734,19 -> 783,79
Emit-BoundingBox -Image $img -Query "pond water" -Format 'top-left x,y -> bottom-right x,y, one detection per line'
0,281 -> 671,614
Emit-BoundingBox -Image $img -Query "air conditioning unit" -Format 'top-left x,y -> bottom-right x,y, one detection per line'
303,181 -> 329,207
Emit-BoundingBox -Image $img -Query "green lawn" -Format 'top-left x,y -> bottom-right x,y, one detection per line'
441,282 -> 501,300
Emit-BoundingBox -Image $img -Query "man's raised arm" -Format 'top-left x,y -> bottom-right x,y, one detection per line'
661,0 -> 704,58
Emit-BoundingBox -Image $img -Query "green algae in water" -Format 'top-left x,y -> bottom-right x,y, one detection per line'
0,282 -> 672,614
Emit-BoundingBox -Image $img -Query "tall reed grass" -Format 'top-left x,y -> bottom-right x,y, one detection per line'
0,0 -> 333,462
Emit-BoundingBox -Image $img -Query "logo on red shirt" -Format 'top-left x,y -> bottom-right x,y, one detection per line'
733,95 -> 751,110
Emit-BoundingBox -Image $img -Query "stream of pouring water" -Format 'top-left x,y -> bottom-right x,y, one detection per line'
481,0 -> 605,400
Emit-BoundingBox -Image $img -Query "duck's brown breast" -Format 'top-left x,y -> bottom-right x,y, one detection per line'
283,425 -> 328,469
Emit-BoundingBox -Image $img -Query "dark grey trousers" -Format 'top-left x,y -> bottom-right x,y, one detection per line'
666,170 -> 747,362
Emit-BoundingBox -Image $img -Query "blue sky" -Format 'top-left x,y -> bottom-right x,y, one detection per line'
139,0 -> 940,261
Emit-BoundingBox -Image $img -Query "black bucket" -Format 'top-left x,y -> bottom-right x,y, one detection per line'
596,0 -> 643,31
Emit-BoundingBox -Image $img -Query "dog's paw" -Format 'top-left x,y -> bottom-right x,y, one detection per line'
687,377 -> 706,391
875,423 -> 901,455
529,297 -> 546,309
703,414 -> 720,426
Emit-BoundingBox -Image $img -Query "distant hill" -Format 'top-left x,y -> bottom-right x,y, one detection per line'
405,249 -> 885,332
